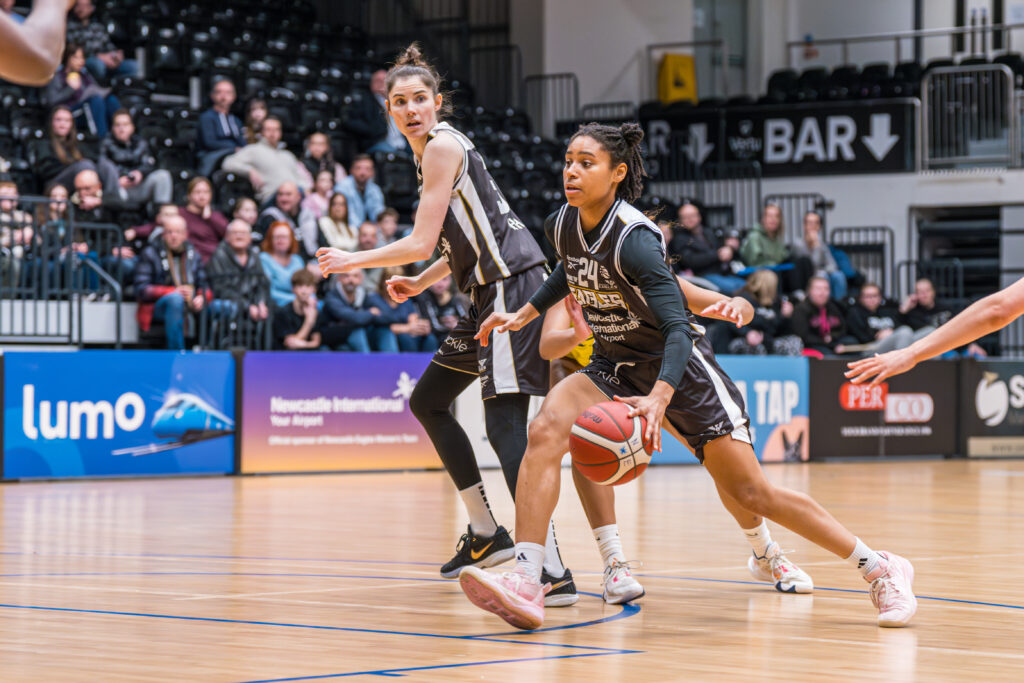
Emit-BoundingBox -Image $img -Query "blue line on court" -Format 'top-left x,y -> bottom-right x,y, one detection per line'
471,591 -> 641,637
0,602 -> 634,653
236,651 -> 642,682
634,573 -> 1024,611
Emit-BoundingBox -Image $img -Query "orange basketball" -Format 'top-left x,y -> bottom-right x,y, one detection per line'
569,400 -> 653,486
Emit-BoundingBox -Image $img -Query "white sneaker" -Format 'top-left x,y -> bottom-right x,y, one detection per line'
602,559 -> 645,604
747,543 -> 814,594
867,551 -> 917,627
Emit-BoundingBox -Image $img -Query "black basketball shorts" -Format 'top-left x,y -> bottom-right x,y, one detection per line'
577,335 -> 751,462
431,264 -> 549,399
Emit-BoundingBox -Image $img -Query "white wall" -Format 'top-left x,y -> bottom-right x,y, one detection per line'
539,0 -> 694,106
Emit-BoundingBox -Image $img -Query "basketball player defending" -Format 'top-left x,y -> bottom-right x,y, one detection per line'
846,276 -> 1024,384
318,44 -> 584,603
459,122 -> 917,630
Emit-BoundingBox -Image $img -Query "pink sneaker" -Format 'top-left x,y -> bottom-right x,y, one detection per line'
866,551 -> 917,627
459,565 -> 548,630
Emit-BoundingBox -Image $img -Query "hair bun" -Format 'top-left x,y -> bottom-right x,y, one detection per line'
620,122 -> 644,146
395,42 -> 426,68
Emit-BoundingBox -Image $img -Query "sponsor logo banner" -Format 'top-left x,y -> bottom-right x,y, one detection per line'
3,351 -> 235,479
810,359 -> 956,458
960,360 -> 1024,457
241,352 -> 436,473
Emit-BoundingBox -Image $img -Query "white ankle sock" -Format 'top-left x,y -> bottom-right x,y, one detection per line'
458,483 -> 497,537
593,524 -> 625,567
846,537 -> 883,578
542,520 -> 566,578
742,519 -> 774,558
515,542 -> 545,581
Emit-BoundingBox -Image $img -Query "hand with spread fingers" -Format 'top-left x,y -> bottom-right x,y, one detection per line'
845,349 -> 917,386
701,296 -> 752,327
474,312 -> 522,348
613,380 -> 673,453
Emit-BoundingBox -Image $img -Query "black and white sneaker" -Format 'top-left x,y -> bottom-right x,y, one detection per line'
542,568 -> 579,607
439,525 -> 515,579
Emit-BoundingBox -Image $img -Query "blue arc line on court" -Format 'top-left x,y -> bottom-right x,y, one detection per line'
634,573 -> 1024,611
236,651 -> 643,682
471,591 -> 641,637
0,602 -> 637,654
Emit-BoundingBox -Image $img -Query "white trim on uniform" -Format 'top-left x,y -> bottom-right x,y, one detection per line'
458,179 -> 511,279
430,122 -> 472,186
491,279 -> 521,394
449,176 -> 487,285
690,345 -> 745,431
553,203 -> 569,258
577,199 -> 621,254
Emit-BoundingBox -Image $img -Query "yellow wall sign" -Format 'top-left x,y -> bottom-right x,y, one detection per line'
658,53 -> 697,104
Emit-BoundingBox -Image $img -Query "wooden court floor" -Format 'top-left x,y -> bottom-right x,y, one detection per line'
1,459 -> 1022,681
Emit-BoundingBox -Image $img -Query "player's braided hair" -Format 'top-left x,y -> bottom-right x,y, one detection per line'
571,122 -> 648,203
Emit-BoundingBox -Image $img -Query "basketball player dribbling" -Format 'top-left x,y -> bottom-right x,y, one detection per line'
542,282 -> 816,602
459,122 -> 917,630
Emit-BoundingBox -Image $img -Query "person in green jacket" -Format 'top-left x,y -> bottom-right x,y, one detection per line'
740,203 -> 812,296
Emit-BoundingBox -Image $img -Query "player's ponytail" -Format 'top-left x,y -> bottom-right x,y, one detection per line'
386,42 -> 451,118
571,122 -> 649,203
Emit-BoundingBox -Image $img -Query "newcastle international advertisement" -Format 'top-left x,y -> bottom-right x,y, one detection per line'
2,351 -> 236,479
240,352 -> 436,473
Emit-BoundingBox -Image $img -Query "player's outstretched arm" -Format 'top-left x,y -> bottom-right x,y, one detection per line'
539,296 -> 591,360
676,275 -> 753,327
386,259 -> 451,302
0,0 -> 76,86
846,277 -> 1024,385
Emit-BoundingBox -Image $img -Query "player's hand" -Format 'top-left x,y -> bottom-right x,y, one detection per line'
386,275 -> 423,303
474,311 -> 520,347
316,247 -> 355,277
845,348 -> 917,386
564,295 -> 591,341
606,387 -> 671,450
701,296 -> 751,327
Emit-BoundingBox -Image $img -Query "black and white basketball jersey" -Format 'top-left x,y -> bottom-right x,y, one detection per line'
420,122 -> 546,292
552,199 -> 703,364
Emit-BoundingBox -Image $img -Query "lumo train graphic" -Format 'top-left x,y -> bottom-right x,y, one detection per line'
152,393 -> 234,440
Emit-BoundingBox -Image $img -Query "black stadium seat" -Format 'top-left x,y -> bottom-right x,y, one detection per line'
766,68 -> 799,102
858,62 -> 891,99
826,64 -> 860,101
795,66 -> 829,102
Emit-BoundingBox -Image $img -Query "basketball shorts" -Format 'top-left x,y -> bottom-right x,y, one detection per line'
431,264 -> 549,399
578,335 -> 751,462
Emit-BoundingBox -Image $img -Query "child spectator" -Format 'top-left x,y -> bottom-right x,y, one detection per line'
726,269 -> 802,356
272,268 -> 323,350
318,192 -> 357,251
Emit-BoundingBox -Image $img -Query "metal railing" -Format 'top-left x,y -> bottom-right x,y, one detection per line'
198,271 -> 273,351
1000,315 -> 1024,357
786,22 -> 1024,69
580,101 -> 638,121
896,259 -> 965,300
648,161 -> 762,232
522,73 -> 579,139
830,226 -> 896,296
645,39 -> 730,101
921,65 -> 1019,169
469,44 -> 522,111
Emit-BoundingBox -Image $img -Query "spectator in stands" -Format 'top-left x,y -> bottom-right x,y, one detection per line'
321,268 -> 392,352
301,132 -> 346,186
196,78 -> 246,178
377,207 -> 407,243
256,180 -> 318,260
232,197 -> 259,229
221,117 -> 311,203
101,109 -> 173,207
32,106 -> 120,195
134,214 -> 207,350
898,277 -> 987,357
272,268 -> 323,350
259,220 -> 305,307
207,219 -> 270,324
44,43 -> 121,137
740,203 -> 813,297
726,269 -> 802,356
39,182 -> 99,289
178,177 -> 228,264
317,192 -> 357,251
67,0 -> 138,81
0,179 -> 33,283
301,170 -> 334,220
243,98 -> 267,144
344,69 -> 410,155
789,211 -> 846,300
357,221 -> 384,291
128,202 -> 177,244
334,154 -> 385,227
416,273 -> 466,349
0,0 -> 24,24
71,167 -> 135,281
673,201 -> 746,294
376,266 -> 433,352
792,276 -> 851,356
846,282 -> 914,353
